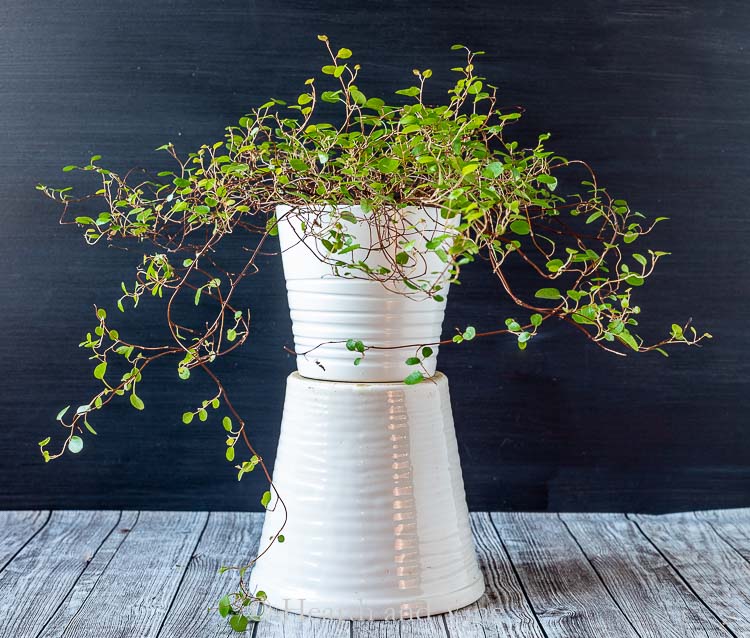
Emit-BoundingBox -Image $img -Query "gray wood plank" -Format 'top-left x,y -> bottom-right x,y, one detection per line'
696,508 -> 750,562
631,511 -> 750,635
55,511 -> 208,638
0,510 -> 121,638
352,615 -> 448,638
257,607 -> 350,638
158,512 -> 265,638
38,511 -> 139,638
491,512 -> 638,638
562,513 -> 729,638
443,512 -> 544,638
0,511 -> 49,571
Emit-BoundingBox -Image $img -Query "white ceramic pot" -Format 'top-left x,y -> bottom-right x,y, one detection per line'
277,204 -> 458,382
249,372 -> 484,619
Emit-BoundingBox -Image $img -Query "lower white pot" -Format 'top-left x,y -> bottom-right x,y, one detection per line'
249,372 -> 484,620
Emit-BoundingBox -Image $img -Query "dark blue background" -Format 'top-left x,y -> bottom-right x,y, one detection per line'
1,1 -> 746,511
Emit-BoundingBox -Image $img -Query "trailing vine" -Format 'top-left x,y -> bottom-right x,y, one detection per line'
37,37 -> 710,631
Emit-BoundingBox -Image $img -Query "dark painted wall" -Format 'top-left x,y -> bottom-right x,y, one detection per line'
1,1 -> 747,512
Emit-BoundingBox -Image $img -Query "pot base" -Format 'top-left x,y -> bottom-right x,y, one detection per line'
249,372 -> 484,620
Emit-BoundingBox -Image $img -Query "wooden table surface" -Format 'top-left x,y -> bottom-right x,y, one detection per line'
1,510 -> 748,637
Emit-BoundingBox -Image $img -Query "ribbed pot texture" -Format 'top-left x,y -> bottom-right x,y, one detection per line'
249,372 -> 484,619
277,204 -> 457,382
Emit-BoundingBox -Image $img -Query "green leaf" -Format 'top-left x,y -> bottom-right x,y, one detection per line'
377,158 -> 399,173
405,357 -> 421,366
404,371 -> 425,385
535,287 -> 561,300
463,326 -> 476,340
461,163 -> 479,176
625,275 -> 644,286
618,330 -> 640,351
572,305 -> 598,325
337,47 -> 353,59
277,534 -> 285,543
421,346 -> 434,358
198,408 -> 208,422
38,437 -> 51,447
56,406 -> 70,421
537,174 -> 558,190
225,447 -> 235,462
671,324 -> 684,339
182,412 -> 194,424
546,259 -> 564,273
230,614 -> 248,632
632,253 -> 647,267
395,86 -> 420,97
68,436 -> 84,454
483,161 -> 503,178
218,595 -> 232,618
223,416 -> 233,431
182,258 -> 194,267
194,288 -> 202,306
97,308 -> 107,320
509,220 -> 530,236
289,158 -> 309,172
93,361 -> 107,380
226,328 -> 237,342
530,313 -> 543,327
84,420 -> 98,436
517,331 -> 531,343
130,394 -> 145,411
586,211 -> 603,224
261,491 -> 272,508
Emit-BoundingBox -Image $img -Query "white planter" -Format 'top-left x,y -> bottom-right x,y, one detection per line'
277,205 -> 458,382
249,372 -> 484,619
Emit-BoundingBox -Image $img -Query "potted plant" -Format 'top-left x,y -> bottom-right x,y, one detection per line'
37,36 -> 710,629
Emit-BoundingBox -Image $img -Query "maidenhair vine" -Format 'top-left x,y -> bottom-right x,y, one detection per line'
37,36 -> 710,632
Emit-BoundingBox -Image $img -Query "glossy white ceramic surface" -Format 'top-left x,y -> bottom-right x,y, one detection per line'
249,372 -> 484,619
277,205 -> 458,382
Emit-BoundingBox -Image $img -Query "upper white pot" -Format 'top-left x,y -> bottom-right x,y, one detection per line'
277,204 -> 458,382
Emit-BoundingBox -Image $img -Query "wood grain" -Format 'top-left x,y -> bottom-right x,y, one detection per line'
0,510 -> 121,638
0,510 -> 49,571
4,510 -> 750,636
696,508 -> 750,561
562,512 -> 729,637
54,511 -> 208,638
443,512 -> 544,638
159,511 -> 270,638
491,512 -> 638,637
37,511 -> 139,638
352,616 -> 448,638
631,511 -> 750,635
